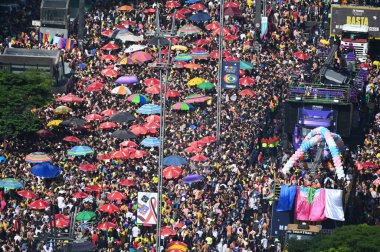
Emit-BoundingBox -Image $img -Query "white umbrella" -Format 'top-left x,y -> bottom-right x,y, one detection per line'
117,35 -> 144,42
125,44 -> 148,53
111,86 -> 132,95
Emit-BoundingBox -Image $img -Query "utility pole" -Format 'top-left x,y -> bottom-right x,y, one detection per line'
147,7 -> 177,252
216,0 -> 225,141
78,0 -> 85,52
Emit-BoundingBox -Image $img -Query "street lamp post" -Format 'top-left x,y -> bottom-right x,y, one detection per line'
216,0 -> 225,141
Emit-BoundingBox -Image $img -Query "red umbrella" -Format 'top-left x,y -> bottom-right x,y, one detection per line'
169,12 -> 186,20
97,153 -> 112,161
121,147 -> 137,154
189,3 -> 206,10
189,140 -> 206,148
101,43 -> 119,50
144,78 -> 160,86
79,163 -> 97,172
63,136 -> 81,143
121,20 -> 135,26
99,122 -> 118,130
225,2 -> 240,8
101,109 -> 118,117
166,90 -> 181,98
131,51 -> 152,62
84,185 -> 102,192
131,150 -> 148,159
107,192 -> 126,201
195,39 -> 211,46
85,114 -> 104,122
224,34 -> 238,41
85,81 -> 104,92
212,27 -> 231,36
178,8 -> 192,14
28,200 -> 49,210
99,204 -> 120,214
72,192 -> 89,199
97,222 -> 117,230
166,1 -> 181,8
54,214 -> 70,220
56,93 -> 83,103
357,63 -> 371,69
101,30 -> 113,37
163,166 -> 183,179
201,136 -> 217,143
120,141 -> 138,148
172,222 -> 186,229
205,22 -> 220,31
167,249 -> 185,252
49,218 -> 69,228
101,69 -> 118,78
145,86 -> 160,95
102,54 -> 118,61
130,125 -> 148,135
184,146 -> 201,153
17,190 -> 38,199
145,115 -> 160,123
144,122 -> 160,131
191,154 -> 208,162
111,150 -> 131,159
191,47 -> 207,53
224,56 -> 240,61
210,50 -> 230,59
239,77 -> 256,86
224,7 -> 242,16
239,89 -> 256,97
184,63 -> 202,70
119,179 -> 136,187
161,226 -> 177,236
114,24 -> 127,30
293,52 -> 310,60
144,8 -> 156,14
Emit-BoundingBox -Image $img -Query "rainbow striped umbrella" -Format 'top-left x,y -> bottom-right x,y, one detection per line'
25,152 -> 52,163
178,24 -> 202,35
127,94 -> 150,104
171,102 -> 194,111
174,54 -> 193,62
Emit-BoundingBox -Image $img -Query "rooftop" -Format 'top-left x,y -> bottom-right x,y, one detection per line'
0,48 -> 61,66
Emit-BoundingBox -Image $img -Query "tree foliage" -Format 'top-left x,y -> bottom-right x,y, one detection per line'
288,225 -> 380,252
0,70 -> 52,138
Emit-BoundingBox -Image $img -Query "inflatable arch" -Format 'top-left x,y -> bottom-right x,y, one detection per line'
282,127 -> 345,179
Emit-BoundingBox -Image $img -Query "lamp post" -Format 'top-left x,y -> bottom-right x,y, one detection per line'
216,0 -> 225,141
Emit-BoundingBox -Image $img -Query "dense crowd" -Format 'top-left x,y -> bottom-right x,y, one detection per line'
0,0 -> 379,251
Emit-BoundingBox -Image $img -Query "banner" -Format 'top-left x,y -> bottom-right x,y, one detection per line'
39,32 -> 76,51
137,192 -> 158,225
221,61 -> 240,89
276,185 -> 297,211
261,16 -> 268,39
330,5 -> 380,38
325,189 -> 345,221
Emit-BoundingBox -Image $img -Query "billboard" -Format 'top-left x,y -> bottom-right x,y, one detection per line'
221,61 -> 240,89
330,5 -> 380,38
137,192 -> 158,225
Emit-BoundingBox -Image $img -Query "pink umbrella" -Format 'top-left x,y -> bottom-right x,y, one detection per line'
184,146 -> 202,153
63,136 -> 81,143
120,141 -> 138,148
85,114 -> 104,122
131,51 -> 152,62
101,109 -> 118,117
163,166 -> 182,179
56,93 -> 83,103
190,154 -> 208,162
101,69 -> 118,78
72,192 -> 89,199
98,122 -> 118,130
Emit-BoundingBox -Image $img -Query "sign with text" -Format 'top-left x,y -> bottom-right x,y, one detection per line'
221,61 -> 240,89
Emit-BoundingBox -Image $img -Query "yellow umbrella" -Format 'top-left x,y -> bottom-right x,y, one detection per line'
47,120 -> 63,127
187,77 -> 205,86
54,106 -> 72,115
319,39 -> 329,45
171,45 -> 188,51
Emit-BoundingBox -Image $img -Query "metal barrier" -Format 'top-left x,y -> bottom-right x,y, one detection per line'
287,83 -> 351,104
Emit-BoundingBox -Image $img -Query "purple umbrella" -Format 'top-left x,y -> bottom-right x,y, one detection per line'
115,76 -> 139,85
182,174 -> 204,184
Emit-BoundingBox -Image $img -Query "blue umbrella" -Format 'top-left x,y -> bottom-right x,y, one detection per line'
68,146 -> 94,156
182,174 -> 204,184
185,0 -> 200,3
141,137 -> 160,147
163,155 -> 188,166
136,104 -> 161,115
0,156 -> 6,164
30,163 -> 60,178
0,178 -> 23,189
189,12 -> 211,22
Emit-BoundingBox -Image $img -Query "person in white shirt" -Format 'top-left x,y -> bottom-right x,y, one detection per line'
132,225 -> 140,237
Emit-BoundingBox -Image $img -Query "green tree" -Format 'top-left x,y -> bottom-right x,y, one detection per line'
0,70 -> 53,138
288,225 -> 380,252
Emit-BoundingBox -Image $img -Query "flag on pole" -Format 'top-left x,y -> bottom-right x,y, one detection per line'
325,189 -> 345,221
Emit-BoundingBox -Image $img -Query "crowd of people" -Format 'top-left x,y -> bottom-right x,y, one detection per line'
0,0 -> 379,251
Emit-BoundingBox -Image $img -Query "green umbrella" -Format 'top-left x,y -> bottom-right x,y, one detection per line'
171,102 -> 194,111
76,211 -> 96,221
240,61 -> 253,70
197,82 -> 215,90
0,178 -> 24,189
127,94 -> 150,104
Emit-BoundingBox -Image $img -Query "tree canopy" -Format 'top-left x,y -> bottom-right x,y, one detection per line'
287,224 -> 380,252
0,70 -> 52,138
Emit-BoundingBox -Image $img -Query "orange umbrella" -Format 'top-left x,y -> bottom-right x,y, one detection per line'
99,204 -> 119,214
184,63 -> 202,70
117,5 -> 133,11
